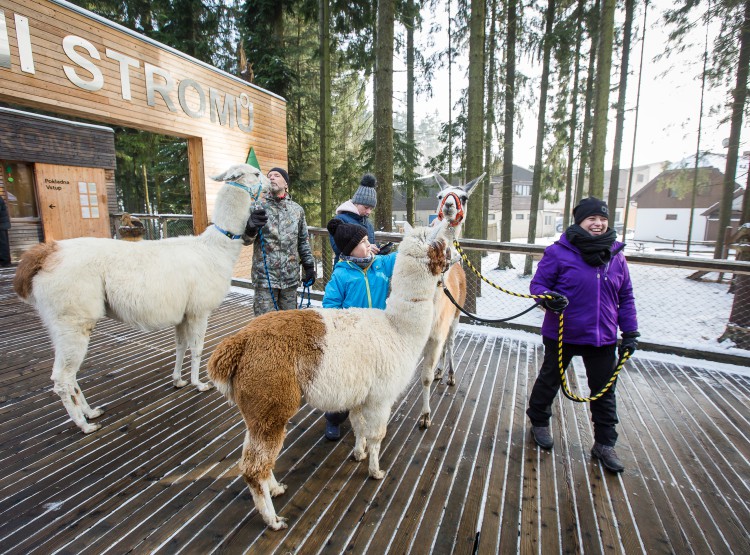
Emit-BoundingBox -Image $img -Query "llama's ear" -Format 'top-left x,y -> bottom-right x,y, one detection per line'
462,172 -> 486,198
403,221 -> 414,234
433,173 -> 451,191
427,217 -> 449,242
211,169 -> 229,182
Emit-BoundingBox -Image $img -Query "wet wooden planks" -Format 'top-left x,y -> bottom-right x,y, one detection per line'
1,266 -> 750,554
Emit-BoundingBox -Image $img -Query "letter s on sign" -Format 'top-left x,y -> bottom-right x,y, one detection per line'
62,35 -> 104,92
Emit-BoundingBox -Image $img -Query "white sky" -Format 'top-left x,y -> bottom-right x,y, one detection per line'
394,0 -> 741,171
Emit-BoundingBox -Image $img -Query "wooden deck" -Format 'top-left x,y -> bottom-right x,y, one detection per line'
1,265 -> 749,555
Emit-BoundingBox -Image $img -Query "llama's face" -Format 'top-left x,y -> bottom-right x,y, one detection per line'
211,164 -> 271,197
436,186 -> 469,226
400,223 -> 449,276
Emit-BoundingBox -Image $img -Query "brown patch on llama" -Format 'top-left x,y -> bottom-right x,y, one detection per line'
427,240 -> 448,276
13,241 -> 59,300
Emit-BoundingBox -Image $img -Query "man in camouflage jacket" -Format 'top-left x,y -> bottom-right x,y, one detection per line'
243,167 -> 316,315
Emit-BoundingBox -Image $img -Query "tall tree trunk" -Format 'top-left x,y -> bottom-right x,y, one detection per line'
498,0 -> 517,270
564,0 -> 584,230
525,0 -> 555,276
714,0 -> 750,258
448,0 -> 454,181
484,0 -> 498,240
607,0 -> 634,227
374,0 -> 395,232
576,0 -> 599,202
320,0 -> 333,280
406,0 -> 416,225
588,0 -> 616,197
464,0 -> 486,311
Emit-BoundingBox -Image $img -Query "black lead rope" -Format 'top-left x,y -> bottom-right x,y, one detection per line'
442,286 -> 539,324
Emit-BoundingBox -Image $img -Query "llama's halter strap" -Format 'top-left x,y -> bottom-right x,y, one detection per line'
437,192 -> 464,227
212,224 -> 243,240
227,180 -> 263,202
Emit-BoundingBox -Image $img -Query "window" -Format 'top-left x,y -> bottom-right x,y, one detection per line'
515,213 -> 524,220
667,188 -> 679,198
637,174 -> 645,183
488,214 -> 495,221
666,214 -> 677,220
2,161 -> 38,218
544,215 -> 552,225
514,184 -> 531,196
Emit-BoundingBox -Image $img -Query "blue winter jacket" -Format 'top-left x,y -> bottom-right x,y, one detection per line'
530,233 -> 638,346
323,253 -> 398,309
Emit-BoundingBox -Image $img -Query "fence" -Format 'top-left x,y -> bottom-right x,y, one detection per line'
109,213 -> 194,240
303,228 -> 750,358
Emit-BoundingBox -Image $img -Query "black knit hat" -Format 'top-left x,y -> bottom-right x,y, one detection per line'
268,167 -> 290,186
573,196 -> 609,225
327,219 -> 368,257
352,173 -> 377,208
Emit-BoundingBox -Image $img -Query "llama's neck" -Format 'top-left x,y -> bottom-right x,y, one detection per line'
385,265 -> 438,343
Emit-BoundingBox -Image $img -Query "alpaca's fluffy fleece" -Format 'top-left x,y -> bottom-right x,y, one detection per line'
13,163 -> 268,434
418,176 -> 482,428
207,223 -> 450,530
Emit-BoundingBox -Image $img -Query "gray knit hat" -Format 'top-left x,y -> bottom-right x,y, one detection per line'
352,173 -> 377,208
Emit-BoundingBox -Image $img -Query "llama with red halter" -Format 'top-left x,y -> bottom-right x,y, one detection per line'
418,173 -> 484,428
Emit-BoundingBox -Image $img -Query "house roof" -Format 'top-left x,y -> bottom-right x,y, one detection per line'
700,188 -> 746,217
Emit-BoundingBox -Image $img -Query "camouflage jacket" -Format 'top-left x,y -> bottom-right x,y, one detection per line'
248,193 -> 315,289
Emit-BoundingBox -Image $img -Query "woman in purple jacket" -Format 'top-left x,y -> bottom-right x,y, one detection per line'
527,197 -> 639,473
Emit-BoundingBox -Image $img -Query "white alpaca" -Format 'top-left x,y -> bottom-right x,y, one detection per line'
418,173 -> 484,428
13,164 -> 269,434
207,221 -> 451,530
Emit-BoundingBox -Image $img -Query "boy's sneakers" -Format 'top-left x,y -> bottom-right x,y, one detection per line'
325,421 -> 341,441
591,442 -> 625,473
531,426 -> 553,450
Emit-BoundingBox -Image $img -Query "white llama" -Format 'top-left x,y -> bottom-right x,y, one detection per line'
13,164 -> 268,434
418,172 -> 484,428
207,221 -> 451,530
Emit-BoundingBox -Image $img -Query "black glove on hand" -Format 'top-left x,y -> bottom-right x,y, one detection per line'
244,208 -> 268,238
378,242 -> 394,256
302,266 -> 316,286
619,331 -> 640,358
541,291 -> 569,313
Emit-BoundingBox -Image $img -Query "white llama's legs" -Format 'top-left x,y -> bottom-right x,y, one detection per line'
173,316 -> 213,391
419,335 -> 445,429
349,407 -> 368,461
50,324 -> 102,433
442,318 -> 460,386
354,404 -> 389,479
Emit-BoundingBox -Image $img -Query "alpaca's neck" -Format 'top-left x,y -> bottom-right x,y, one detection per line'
385,263 -> 438,341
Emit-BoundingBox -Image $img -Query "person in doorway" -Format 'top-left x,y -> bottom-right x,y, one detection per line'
329,173 -> 391,263
526,197 -> 639,473
321,218 -> 398,440
0,195 -> 11,267
243,167 -> 316,316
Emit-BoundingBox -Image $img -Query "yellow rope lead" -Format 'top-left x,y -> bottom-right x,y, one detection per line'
453,239 -> 630,403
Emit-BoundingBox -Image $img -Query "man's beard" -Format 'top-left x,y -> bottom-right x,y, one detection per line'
270,182 -> 286,196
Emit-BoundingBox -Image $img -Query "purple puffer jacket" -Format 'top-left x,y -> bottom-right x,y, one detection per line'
530,234 -> 638,346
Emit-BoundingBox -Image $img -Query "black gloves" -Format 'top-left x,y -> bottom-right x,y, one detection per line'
541,291 -> 569,313
619,331 -> 640,358
378,242 -> 394,256
302,265 -> 316,286
244,208 -> 268,238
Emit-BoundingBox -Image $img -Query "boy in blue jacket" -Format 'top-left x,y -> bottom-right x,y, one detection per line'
322,218 -> 398,439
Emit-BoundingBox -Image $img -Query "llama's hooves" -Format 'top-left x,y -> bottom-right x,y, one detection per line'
173,379 -> 188,388
370,469 -> 385,480
419,415 -> 432,429
87,407 -> 105,419
352,450 -> 367,461
194,381 -> 214,392
81,422 -> 102,434
447,375 -> 456,386
270,483 -> 287,497
434,369 -> 444,381
267,516 -> 288,530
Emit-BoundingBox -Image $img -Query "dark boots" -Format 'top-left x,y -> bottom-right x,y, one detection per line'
531,426 -> 554,450
591,442 -> 625,473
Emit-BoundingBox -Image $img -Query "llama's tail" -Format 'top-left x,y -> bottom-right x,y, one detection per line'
13,242 -> 58,301
207,333 -> 247,405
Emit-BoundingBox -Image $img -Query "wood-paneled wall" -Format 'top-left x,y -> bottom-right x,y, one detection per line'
0,0 -> 287,233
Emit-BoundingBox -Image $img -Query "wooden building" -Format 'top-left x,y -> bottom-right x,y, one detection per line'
0,0 -> 286,267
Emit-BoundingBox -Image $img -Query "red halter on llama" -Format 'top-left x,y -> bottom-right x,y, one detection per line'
418,172 -> 485,429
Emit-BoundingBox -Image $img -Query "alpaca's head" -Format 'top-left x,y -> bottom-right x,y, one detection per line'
399,221 -> 451,277
211,164 -> 271,234
433,172 -> 486,227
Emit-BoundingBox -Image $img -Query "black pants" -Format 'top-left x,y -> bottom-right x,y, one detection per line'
527,337 -> 619,447
0,229 -> 9,266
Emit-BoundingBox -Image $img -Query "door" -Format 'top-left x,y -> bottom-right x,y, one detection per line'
34,163 -> 110,240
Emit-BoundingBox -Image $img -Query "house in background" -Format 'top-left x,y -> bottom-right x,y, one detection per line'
601,161 -> 668,229
701,191 -> 746,242
631,155 -> 744,242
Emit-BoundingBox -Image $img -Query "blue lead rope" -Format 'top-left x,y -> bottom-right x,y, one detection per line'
298,282 -> 312,309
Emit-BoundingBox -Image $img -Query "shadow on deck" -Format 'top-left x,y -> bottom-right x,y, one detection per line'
1,267 -> 749,554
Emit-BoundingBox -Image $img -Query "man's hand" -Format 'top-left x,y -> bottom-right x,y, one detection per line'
541,291 -> 569,313
303,265 -> 316,286
244,208 -> 268,238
